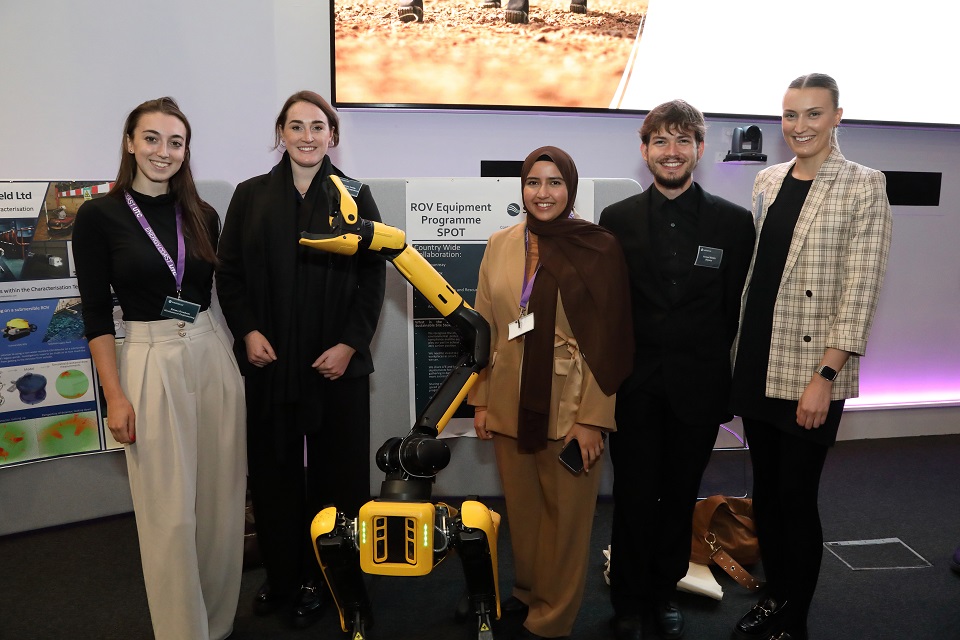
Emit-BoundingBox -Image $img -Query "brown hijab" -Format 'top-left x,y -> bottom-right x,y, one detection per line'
517,146 -> 634,453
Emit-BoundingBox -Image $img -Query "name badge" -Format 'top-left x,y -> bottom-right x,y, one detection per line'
339,177 -> 363,198
508,313 -> 535,341
161,296 -> 201,323
694,246 -> 723,268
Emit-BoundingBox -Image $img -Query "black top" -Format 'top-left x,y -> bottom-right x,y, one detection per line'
732,171 -> 844,444
216,153 -> 386,415
649,184 -> 700,305
598,183 -> 756,426
74,190 -> 218,340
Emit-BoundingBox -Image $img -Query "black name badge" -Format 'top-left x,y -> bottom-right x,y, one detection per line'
694,246 -> 723,268
161,296 -> 201,323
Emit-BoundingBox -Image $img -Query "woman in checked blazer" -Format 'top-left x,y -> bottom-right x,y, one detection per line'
729,73 -> 893,640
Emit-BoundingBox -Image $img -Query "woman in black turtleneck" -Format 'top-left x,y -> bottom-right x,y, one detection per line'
216,90 -> 386,628
73,97 -> 246,640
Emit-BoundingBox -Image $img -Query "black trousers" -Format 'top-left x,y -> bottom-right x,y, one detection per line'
609,387 -> 719,616
246,376 -> 372,595
743,418 -> 831,633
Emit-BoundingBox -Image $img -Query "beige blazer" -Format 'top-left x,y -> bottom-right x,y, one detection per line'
467,222 -> 616,439
732,147 -> 893,400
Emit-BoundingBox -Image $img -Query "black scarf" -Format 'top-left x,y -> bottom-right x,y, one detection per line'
262,151 -> 334,404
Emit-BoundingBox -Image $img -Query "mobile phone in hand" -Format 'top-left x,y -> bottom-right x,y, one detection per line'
558,438 -> 584,474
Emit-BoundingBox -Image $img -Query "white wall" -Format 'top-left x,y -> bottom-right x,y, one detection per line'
2,0 -> 959,434
1,0 -> 315,184
2,0 -> 959,534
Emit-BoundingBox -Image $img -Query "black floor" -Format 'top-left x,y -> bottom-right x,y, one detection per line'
3,434 -> 960,639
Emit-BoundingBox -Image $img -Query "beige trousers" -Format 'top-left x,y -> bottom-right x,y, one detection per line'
120,311 -> 246,640
494,434 -> 603,638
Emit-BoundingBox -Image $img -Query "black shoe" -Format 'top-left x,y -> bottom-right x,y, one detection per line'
732,598 -> 789,639
252,581 -> 289,616
397,0 -> 423,22
655,600 -> 684,639
501,595 -> 530,616
569,0 -> 586,13
504,9 -> 528,23
290,580 -> 326,629
611,614 -> 643,640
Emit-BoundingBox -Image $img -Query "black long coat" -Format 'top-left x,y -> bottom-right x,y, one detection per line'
216,155 -> 386,407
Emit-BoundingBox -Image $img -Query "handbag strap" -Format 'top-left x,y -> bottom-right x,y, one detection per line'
705,533 -> 763,591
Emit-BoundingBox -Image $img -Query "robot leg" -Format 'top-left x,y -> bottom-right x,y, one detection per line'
311,507 -> 373,637
454,500 -> 502,639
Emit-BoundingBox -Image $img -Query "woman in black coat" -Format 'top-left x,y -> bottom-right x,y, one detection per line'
216,90 -> 386,628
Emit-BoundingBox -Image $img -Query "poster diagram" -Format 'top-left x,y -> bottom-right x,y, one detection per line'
1,181 -> 115,467
405,178 -> 594,437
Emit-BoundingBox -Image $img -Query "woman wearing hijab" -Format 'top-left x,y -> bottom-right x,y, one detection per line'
468,146 -> 633,639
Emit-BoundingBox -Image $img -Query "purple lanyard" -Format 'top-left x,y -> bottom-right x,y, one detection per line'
124,191 -> 186,297
520,227 -> 540,312
520,267 -> 539,311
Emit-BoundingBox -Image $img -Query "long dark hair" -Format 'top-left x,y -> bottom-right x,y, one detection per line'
109,97 -> 218,264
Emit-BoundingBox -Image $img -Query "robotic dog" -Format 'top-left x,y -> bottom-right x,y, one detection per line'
300,176 -> 501,640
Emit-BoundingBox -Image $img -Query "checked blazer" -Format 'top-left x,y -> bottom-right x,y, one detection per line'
732,147 -> 893,401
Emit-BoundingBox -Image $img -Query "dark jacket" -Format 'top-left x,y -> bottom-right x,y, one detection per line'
216,156 -> 386,385
599,183 -> 755,425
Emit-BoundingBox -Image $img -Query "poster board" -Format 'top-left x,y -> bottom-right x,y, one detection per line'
0,181 -> 118,468
404,178 -> 595,437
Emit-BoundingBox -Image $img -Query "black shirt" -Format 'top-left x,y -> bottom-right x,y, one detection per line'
74,190 -> 218,339
649,184 -> 700,305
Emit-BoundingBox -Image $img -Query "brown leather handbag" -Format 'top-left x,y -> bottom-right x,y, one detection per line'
690,495 -> 762,591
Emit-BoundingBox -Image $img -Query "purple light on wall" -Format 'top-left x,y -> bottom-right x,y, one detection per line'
847,374 -> 960,409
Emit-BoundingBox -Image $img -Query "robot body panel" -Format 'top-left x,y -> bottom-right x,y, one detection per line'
303,175 -> 499,638
357,501 -> 436,577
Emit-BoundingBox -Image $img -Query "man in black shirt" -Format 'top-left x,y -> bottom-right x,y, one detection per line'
598,100 -> 756,640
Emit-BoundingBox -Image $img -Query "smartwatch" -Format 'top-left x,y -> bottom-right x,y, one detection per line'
816,365 -> 838,381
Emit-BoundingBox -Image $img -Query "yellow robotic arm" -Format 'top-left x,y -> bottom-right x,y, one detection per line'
300,175 -> 499,640
300,175 -> 489,439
